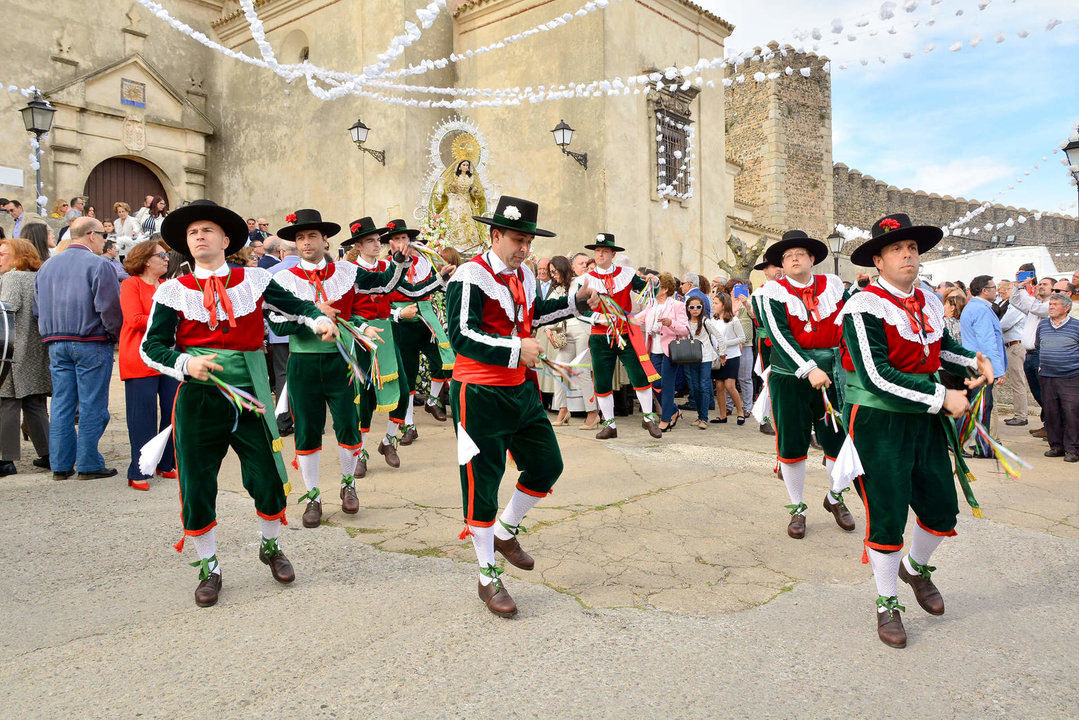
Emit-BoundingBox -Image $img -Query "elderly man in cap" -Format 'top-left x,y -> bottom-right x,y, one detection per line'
448,195 -> 598,617
756,230 -> 857,540
140,200 -> 340,608
833,213 -> 994,648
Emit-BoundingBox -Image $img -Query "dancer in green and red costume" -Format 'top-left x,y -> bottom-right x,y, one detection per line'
383,218 -> 455,446
579,233 -> 663,440
756,230 -> 858,540
833,213 -> 994,648
141,200 -> 339,608
341,217 -> 452,474
269,209 -> 418,529
447,195 -> 599,617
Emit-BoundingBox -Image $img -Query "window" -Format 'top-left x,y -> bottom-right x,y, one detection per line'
657,110 -> 691,199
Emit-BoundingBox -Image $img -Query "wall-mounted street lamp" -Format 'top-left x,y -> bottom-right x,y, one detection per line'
1063,128 -> 1079,219
551,119 -> 587,170
349,118 -> 386,166
827,231 -> 844,276
19,90 -> 56,216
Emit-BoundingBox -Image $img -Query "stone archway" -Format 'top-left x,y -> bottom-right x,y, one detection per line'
83,156 -> 168,221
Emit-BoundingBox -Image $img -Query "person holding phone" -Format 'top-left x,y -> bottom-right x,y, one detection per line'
834,213 -> 994,649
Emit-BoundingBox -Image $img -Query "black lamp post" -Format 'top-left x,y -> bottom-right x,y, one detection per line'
1064,131 -> 1079,219
19,91 -> 56,216
551,119 -> 587,170
827,231 -> 844,276
349,119 -> 385,166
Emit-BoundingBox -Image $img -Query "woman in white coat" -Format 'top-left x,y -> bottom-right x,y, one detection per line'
710,292 -> 747,424
684,296 -> 727,428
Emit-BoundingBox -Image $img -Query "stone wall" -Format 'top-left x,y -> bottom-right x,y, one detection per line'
833,164 -> 1079,259
724,42 -> 833,242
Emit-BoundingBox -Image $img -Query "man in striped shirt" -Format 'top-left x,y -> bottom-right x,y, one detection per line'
1037,293 -> 1079,463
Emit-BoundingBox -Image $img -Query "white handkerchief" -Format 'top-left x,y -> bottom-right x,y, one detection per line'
830,435 -> 864,493
275,382 -> 289,416
139,425 -> 174,477
457,422 -> 480,465
751,368 -> 771,423
753,352 -> 765,378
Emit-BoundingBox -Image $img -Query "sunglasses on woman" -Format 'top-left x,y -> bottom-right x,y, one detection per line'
687,305 -> 703,310
154,252 -> 169,260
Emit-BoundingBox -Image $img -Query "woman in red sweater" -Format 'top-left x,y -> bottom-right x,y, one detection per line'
120,239 -> 178,490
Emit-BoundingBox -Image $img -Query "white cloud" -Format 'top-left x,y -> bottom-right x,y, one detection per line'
908,157 -> 1014,197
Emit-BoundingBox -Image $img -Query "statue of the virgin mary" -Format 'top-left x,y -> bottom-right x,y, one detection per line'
429,134 -> 488,253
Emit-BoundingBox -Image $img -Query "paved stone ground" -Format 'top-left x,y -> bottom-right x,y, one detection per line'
1,372 -> 1077,718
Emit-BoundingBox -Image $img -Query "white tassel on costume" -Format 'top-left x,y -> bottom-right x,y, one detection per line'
139,425 -> 173,476
457,422 -> 480,465
753,353 -> 765,378
751,369 -> 771,424
830,435 -> 864,493
275,383 -> 289,416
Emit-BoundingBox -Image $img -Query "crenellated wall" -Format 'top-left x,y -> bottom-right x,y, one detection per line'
833,164 -> 1079,258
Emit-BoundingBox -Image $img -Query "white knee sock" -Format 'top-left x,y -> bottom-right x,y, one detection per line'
494,489 -> 543,540
385,420 -> 398,442
635,387 -> 654,415
868,548 -> 901,604
469,524 -> 496,585
360,430 -> 368,451
192,528 -> 220,575
907,523 -> 946,568
338,445 -> 357,478
428,380 -> 445,403
824,459 -> 839,504
782,459 -> 807,510
405,395 -> 415,425
297,452 -> 320,500
259,517 -> 280,541
597,393 -> 616,426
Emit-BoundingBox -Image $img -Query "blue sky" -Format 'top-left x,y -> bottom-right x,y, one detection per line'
705,0 -> 1079,217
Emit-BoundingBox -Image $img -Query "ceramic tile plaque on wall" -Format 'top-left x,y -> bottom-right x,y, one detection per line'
121,78 -> 146,108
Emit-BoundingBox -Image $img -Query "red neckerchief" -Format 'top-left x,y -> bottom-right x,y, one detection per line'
873,284 -> 934,336
590,267 -> 617,295
300,263 -> 331,303
474,254 -> 532,335
200,273 -> 236,331
406,254 -> 418,282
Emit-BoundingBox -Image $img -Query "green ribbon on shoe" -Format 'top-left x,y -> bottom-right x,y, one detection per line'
907,556 -> 936,581
190,555 -> 218,582
828,489 -> 848,507
876,595 -> 906,619
785,502 -> 808,516
498,519 -> 527,537
260,536 -> 281,558
341,474 -> 355,489
296,486 -> 320,504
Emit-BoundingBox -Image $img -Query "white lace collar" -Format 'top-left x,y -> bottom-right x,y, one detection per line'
836,285 -> 945,346
193,263 -> 229,279
357,257 -> 378,270
450,257 -> 537,324
155,268 -> 272,322
757,274 -> 844,321
785,275 -> 813,289
272,261 -> 357,303
593,264 -> 616,276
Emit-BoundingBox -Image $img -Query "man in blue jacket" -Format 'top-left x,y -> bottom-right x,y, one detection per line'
959,275 -> 1006,458
34,216 -> 123,480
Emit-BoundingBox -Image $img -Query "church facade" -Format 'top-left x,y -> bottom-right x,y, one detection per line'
0,0 -> 838,276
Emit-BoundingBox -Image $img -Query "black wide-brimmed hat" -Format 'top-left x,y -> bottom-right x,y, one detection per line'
277,208 -> 341,242
161,199 -> 248,258
585,232 -> 625,252
849,213 -> 943,267
763,230 -> 829,268
753,257 -> 779,272
341,217 -> 382,248
473,195 -> 556,238
379,218 -> 422,241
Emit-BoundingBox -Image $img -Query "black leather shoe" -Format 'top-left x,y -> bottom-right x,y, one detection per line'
78,468 -> 118,481
32,455 -> 50,470
53,470 -> 75,481
0,461 -> 16,476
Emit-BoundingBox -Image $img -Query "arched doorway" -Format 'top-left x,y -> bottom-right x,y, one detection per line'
83,157 -> 168,221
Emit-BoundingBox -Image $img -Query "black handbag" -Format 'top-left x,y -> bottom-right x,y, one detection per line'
668,338 -> 703,366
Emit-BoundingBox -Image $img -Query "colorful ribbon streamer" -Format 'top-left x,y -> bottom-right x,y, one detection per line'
820,387 -> 842,433
409,242 -> 447,269
207,373 -> 265,414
